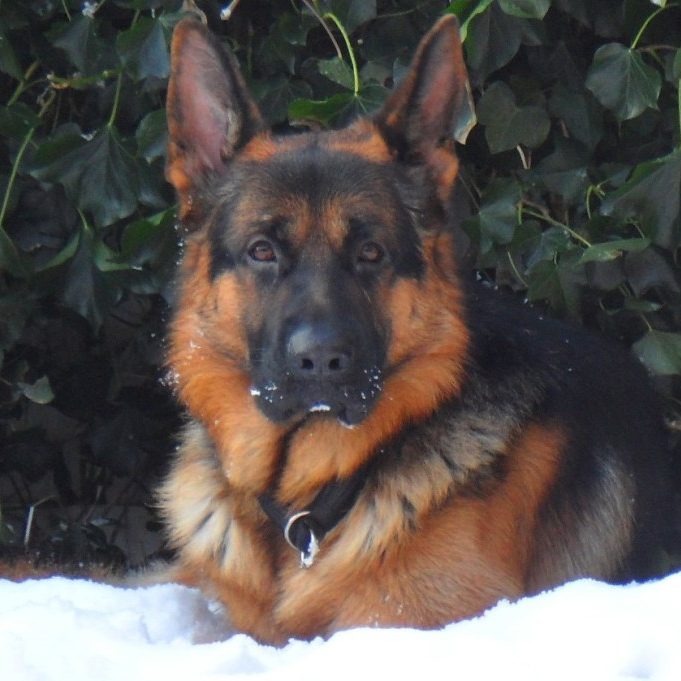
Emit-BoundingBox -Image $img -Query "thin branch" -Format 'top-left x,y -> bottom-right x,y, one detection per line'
300,0 -> 343,60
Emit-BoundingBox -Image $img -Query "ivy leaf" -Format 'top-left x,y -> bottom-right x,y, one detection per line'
0,228 -> 28,278
624,248 -> 681,297
259,29 -> 297,74
672,47 -> 681,81
534,138 -> 589,201
526,227 -> 571,269
136,109 -> 167,162
342,84 -> 389,118
289,85 -> 387,126
18,376 -> 54,405
576,238 -> 650,264
463,179 -> 521,253
120,208 -> 176,265
599,151 -> 681,248
317,57 -> 355,91
477,181 -> 521,245
465,3 -> 542,81
254,12 -> 315,78
83,126 -> 140,227
509,219 -> 542,258
62,228 -> 119,328
253,76 -> 313,124
585,43 -> 661,121
93,239 -> 134,273
0,24 -> 22,80
137,159 -> 168,210
277,12 -> 316,46
0,104 -> 40,140
289,93 -> 354,126
623,299 -> 662,313
526,259 -> 562,303
447,0 -> 496,42
465,4 -> 522,79
36,232 -> 80,272
48,15 -> 114,75
48,15 -> 94,72
498,0 -> 550,19
477,82 -> 550,152
31,126 -> 140,229
548,84 -> 603,150
322,0 -> 377,34
117,17 -> 170,81
526,249 -> 584,313
633,330 -> 681,375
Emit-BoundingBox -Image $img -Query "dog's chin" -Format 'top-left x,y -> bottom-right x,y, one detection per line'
251,385 -> 378,429
327,402 -> 372,429
249,363 -> 385,429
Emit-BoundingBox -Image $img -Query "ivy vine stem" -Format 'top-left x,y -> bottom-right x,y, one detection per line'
107,71 -> 124,128
515,145 -> 530,170
77,209 -> 94,238
0,90 -> 55,232
522,207 -> 593,248
322,12 -> 360,96
630,6 -> 668,50
640,313 -> 654,333
506,250 -> 528,287
7,60 -> 40,107
0,129 -> 34,231
585,182 -> 605,221
300,0 -> 343,60
108,9 -> 141,128
59,0 -> 71,21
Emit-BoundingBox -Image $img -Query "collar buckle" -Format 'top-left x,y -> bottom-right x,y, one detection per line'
284,510 -> 320,568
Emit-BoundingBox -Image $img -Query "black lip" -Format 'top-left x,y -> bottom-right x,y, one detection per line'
336,403 -> 369,428
250,372 -> 382,426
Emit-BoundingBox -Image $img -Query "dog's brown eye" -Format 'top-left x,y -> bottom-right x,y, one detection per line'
357,241 -> 385,264
248,240 -> 276,263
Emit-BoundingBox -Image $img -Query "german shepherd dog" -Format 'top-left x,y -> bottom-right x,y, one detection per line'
160,14 -> 674,644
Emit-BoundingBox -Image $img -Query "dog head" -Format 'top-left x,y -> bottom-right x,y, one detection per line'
165,15 -> 468,435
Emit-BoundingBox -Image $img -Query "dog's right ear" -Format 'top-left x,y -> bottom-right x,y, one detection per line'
166,17 -> 265,224
374,15 -> 466,161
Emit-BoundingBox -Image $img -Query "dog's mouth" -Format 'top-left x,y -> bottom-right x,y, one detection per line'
308,402 -> 368,429
249,368 -> 383,428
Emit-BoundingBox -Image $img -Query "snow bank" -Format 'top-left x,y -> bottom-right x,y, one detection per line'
1,571 -> 680,681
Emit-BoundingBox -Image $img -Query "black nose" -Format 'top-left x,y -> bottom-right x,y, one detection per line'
286,322 -> 354,379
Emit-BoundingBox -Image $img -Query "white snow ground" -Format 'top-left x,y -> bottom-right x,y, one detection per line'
1,571 -> 680,681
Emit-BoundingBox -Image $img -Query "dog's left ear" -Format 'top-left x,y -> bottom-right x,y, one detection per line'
375,14 -> 467,178
166,17 -> 266,224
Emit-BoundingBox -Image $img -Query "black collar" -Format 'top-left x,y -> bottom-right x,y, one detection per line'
258,464 -> 369,568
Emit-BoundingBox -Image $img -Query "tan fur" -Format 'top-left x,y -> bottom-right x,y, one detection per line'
161,421 -> 565,642
326,119 -> 394,162
167,235 -> 286,492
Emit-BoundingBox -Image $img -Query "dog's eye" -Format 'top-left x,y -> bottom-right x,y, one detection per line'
357,241 -> 385,265
248,240 -> 277,263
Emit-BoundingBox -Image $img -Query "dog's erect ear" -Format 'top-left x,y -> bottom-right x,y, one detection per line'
375,15 -> 466,164
166,17 -> 265,222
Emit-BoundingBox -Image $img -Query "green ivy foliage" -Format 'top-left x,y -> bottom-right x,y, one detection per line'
0,0 -> 680,564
